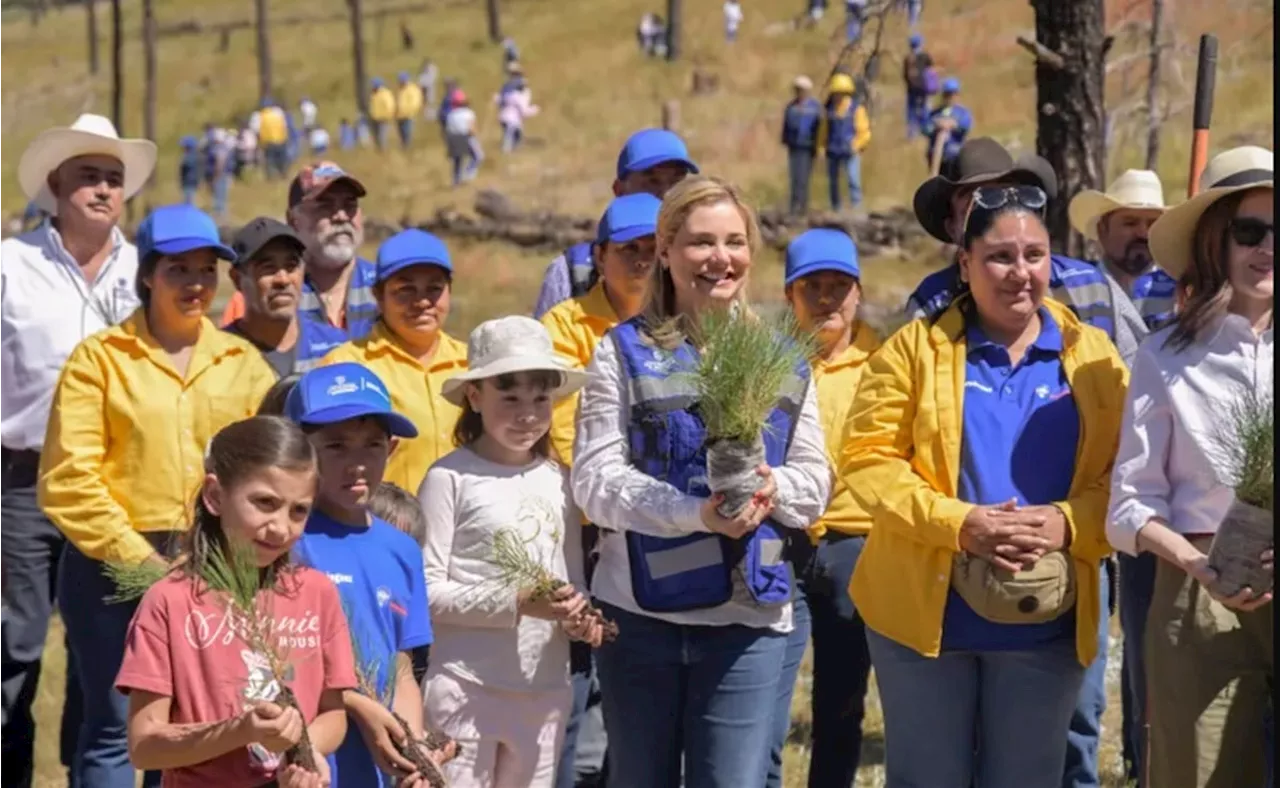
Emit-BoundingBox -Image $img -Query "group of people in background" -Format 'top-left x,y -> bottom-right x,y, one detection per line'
0,9 -> 1274,788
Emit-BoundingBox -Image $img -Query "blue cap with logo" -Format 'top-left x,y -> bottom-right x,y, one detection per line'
784,228 -> 860,285
615,129 -> 699,180
136,204 -> 236,263
285,362 -> 419,438
596,193 -> 662,244
376,228 -> 453,283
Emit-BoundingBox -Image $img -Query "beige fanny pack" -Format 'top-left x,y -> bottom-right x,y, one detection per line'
950,550 -> 1077,624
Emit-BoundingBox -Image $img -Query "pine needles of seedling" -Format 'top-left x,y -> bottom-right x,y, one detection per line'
1213,388 -> 1274,512
104,559 -> 172,603
690,307 -> 815,444
489,526 -> 619,642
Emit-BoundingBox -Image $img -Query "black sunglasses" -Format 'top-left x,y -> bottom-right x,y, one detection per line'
962,185 -> 1049,235
1229,217 -> 1274,248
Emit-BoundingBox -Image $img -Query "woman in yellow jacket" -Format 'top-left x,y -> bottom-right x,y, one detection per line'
840,186 -> 1126,787
320,228 -> 467,494
38,204 -> 275,788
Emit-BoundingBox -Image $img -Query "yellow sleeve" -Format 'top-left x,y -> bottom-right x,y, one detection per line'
839,325 -> 973,552
540,310 -> 583,467
853,105 -> 872,153
1058,336 -> 1129,563
243,352 -> 279,415
38,342 -> 156,565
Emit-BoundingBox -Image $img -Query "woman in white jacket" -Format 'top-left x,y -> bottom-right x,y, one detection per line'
570,176 -> 830,788
1107,146 -> 1274,788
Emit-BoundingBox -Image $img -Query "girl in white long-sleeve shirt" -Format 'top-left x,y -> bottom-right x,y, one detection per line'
1107,146 -> 1274,788
571,176 -> 831,788
419,316 -> 601,788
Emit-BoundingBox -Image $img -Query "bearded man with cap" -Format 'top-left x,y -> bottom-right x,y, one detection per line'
531,128 -> 698,318
1,113 -> 156,788
903,136 -> 1120,788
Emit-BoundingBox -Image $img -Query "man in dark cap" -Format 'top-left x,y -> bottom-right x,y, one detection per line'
904,136 -> 1122,788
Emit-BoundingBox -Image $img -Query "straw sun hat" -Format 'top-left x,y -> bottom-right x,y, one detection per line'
1067,169 -> 1168,242
1148,146 -> 1274,280
18,113 -> 157,216
441,316 -> 588,407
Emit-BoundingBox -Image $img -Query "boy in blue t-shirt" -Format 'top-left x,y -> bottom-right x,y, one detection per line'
285,361 -> 437,787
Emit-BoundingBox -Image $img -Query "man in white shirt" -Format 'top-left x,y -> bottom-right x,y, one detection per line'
723,0 -> 744,42
1,113 -> 154,788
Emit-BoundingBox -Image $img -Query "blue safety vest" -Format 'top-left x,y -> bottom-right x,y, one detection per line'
782,97 -> 823,151
824,99 -> 859,157
564,241 -> 597,299
295,317 -> 350,373
1132,267 -> 1177,330
610,317 -> 808,612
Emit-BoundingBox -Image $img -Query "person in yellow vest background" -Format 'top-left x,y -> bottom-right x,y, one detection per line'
766,228 -> 882,788
320,228 -> 467,494
368,77 -> 397,151
257,97 -> 290,180
817,73 -> 871,211
395,71 -> 424,150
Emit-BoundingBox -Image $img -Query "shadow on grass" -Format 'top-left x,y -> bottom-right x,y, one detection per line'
786,721 -> 885,768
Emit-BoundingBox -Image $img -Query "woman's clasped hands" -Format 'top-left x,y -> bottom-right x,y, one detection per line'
958,499 -> 1071,572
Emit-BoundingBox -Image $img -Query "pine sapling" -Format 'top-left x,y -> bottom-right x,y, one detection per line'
1206,387 -> 1275,597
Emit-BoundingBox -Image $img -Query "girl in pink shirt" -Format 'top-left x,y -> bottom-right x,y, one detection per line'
116,416 -> 358,787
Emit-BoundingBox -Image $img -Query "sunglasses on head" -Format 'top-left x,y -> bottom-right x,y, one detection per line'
1229,217 -> 1274,248
962,185 -> 1049,236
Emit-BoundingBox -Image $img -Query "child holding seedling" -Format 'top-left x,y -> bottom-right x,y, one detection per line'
283,362 -> 444,787
115,416 -> 356,787
419,316 -> 608,788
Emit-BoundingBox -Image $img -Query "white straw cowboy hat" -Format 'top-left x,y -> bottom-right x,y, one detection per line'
18,113 -> 158,216
441,316 -> 588,407
1068,169 -> 1168,242
1149,146 -> 1274,279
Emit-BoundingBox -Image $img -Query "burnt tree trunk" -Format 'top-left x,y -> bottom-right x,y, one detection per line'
1144,0 -> 1164,170
485,0 -> 501,43
143,0 -> 157,183
1029,0 -> 1107,258
665,0 -> 681,61
110,0 -> 123,135
255,0 -> 272,105
348,0 -> 369,115
86,0 -> 99,75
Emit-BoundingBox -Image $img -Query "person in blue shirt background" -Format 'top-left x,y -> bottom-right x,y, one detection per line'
285,362 -> 436,788
781,75 -> 822,217
178,136 -> 200,206
924,77 -> 972,171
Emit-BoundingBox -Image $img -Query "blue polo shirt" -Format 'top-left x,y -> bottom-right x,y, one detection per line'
298,256 -> 379,340
941,306 -> 1078,651
295,509 -> 433,787
1131,267 -> 1178,330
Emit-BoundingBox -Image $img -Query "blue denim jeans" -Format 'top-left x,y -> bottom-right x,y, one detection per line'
375,121 -> 391,150
787,148 -> 815,216
594,601 -> 786,788
59,544 -> 162,788
766,582 -> 810,788
556,643 -> 607,787
397,118 -> 414,148
209,174 -> 229,219
1117,551 -> 1156,783
826,154 -> 862,210
868,629 -> 1085,788
1063,561 -> 1110,788
905,89 -> 928,139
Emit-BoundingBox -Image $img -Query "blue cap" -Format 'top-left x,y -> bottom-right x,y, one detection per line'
180,135 -> 197,149
136,204 -> 236,263
943,77 -> 961,93
285,362 -> 419,438
372,77 -> 384,88
784,228 -> 860,285
596,193 -> 662,244
909,33 -> 923,48
615,129 -> 699,180
398,71 -> 410,82
376,229 -> 453,282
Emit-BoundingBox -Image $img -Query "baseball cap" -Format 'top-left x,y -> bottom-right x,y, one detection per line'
285,362 -> 418,438
615,129 -> 699,180
784,228 -> 860,285
943,77 -> 961,94
136,204 -> 236,263
287,161 -> 368,209
231,216 -> 305,267
596,193 -> 662,244
376,228 -> 453,282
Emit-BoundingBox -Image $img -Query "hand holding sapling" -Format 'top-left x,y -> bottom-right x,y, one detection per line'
240,700 -> 305,754
700,465 -> 776,537
519,583 -> 587,621
278,750 -> 331,788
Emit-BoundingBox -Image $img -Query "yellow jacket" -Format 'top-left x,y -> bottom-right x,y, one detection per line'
369,87 -> 397,123
258,106 -> 288,145
817,96 -> 872,155
809,321 -> 881,541
320,321 -> 467,493
841,297 -> 1127,666
38,312 -> 276,565
396,83 -> 424,120
540,283 -> 619,467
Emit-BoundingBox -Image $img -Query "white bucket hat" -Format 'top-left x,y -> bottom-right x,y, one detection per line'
18,113 -> 158,216
442,316 -> 589,407
1149,146 -> 1274,280
1067,169 -> 1168,242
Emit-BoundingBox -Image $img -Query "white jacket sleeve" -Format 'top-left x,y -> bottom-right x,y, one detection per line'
1107,345 -> 1174,556
571,338 -> 710,537
769,380 -> 833,531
